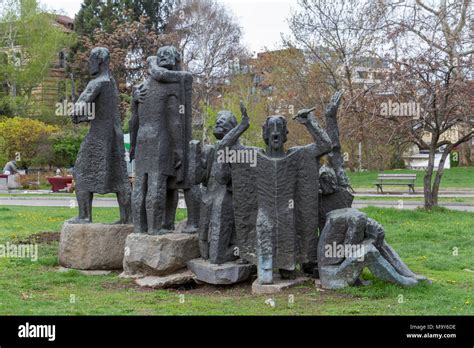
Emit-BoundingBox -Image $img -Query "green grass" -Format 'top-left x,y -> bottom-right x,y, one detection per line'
0,193 -> 116,198
347,166 -> 474,190
354,196 -> 474,203
0,206 -> 472,315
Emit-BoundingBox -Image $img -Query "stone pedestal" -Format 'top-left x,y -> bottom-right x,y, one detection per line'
122,232 -> 200,278
134,270 -> 196,289
187,258 -> 256,285
59,222 -> 133,270
251,275 -> 310,294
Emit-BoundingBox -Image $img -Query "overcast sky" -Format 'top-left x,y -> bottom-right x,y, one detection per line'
39,0 -> 295,55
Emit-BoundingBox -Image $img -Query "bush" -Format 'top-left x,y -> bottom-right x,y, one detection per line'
51,128 -> 87,167
0,116 -> 59,167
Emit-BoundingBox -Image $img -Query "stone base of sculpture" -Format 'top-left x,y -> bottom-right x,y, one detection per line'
121,220 -> 200,278
134,270 -> 196,289
251,274 -> 310,294
187,258 -> 256,285
59,222 -> 133,270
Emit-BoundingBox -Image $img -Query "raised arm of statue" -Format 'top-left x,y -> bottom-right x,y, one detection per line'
218,101 -> 250,151
324,90 -> 350,188
72,80 -> 101,124
294,109 -> 332,157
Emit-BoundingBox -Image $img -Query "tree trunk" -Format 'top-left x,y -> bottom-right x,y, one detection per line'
423,145 -> 436,209
432,147 -> 452,206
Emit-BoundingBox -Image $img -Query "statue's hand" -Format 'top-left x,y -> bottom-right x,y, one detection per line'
240,100 -> 249,121
294,107 -> 316,124
325,90 -> 343,118
71,102 -> 92,124
133,84 -> 148,104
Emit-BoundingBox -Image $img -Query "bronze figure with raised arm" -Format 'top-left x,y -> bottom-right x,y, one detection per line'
218,95 -> 336,284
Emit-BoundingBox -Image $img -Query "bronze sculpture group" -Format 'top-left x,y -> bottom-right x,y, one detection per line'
69,46 -> 428,289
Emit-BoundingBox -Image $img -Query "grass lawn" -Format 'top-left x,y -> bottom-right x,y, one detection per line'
347,166 -> 474,190
0,205 -> 472,315
0,193 -> 116,198
354,196 -> 474,203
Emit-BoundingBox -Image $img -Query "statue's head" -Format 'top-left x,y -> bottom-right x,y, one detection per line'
89,47 -> 110,76
262,115 -> 288,151
214,110 -> 237,140
157,46 -> 181,70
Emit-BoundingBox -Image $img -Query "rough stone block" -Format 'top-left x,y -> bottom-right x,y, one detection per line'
122,232 -> 200,277
251,275 -> 310,294
134,270 -> 196,289
59,222 -> 133,270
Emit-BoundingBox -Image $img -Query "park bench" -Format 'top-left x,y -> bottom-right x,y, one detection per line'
374,173 -> 416,194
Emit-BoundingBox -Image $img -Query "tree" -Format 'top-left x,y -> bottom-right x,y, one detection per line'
166,0 -> 247,112
286,0 -> 404,171
74,0 -> 175,37
0,0 -> 73,117
204,73 -> 269,147
70,1 -> 177,121
0,116 -> 59,167
252,48 -> 332,148
377,0 -> 474,209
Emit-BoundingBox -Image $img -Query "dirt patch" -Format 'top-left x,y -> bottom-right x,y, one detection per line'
17,231 -> 60,245
168,278 -> 256,295
102,275 -> 359,305
101,276 -> 257,294
102,279 -> 157,292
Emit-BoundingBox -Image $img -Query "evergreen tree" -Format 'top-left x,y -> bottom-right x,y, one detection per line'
73,0 -> 103,38
74,0 -> 174,38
